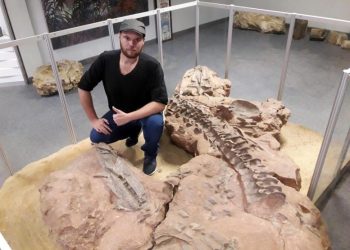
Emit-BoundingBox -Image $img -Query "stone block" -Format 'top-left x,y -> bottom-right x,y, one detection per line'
234,12 -> 286,34
310,28 -> 328,41
33,59 -> 83,96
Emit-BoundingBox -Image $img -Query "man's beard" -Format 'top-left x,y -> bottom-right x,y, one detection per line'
120,43 -> 143,59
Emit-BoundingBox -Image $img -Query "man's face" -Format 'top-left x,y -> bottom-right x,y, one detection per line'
119,31 -> 145,59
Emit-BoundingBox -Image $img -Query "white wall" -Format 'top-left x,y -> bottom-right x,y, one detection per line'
231,0 -> 350,32
26,0 -> 159,63
9,0 -> 350,77
24,0 -> 230,64
172,0 -> 231,32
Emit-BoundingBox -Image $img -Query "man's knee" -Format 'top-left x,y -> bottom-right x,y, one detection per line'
145,114 -> 164,129
90,129 -> 107,143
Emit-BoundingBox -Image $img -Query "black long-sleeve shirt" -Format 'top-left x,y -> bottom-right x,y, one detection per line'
78,50 -> 168,113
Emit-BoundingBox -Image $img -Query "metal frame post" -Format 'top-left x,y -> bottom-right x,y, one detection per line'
307,69 -> 350,200
195,0 -> 200,66
107,19 -> 116,50
333,125 -> 350,182
0,143 -> 14,176
0,232 -> 12,250
43,33 -> 77,144
156,9 -> 164,67
277,13 -> 296,101
224,5 -> 235,79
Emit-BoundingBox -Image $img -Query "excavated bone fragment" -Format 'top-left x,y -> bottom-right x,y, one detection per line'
95,143 -> 147,211
39,143 -> 173,250
154,155 -> 329,249
161,66 -> 329,249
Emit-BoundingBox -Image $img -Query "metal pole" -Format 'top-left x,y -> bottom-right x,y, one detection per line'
333,126 -> 350,180
0,0 -> 28,84
156,9 -> 164,67
43,33 -> 77,144
107,19 -> 116,50
277,13 -> 296,101
195,0 -> 200,66
0,232 -> 12,250
307,69 -> 350,200
0,143 -> 14,176
224,5 -> 235,79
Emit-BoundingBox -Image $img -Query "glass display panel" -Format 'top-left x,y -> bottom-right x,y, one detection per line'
197,5 -> 229,79
283,27 -> 350,134
0,39 -> 73,174
154,6 -> 197,96
53,26 -> 112,142
0,145 -> 11,187
314,77 -> 350,200
228,12 -> 286,101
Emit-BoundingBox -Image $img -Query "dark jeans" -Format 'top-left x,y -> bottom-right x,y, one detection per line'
90,110 -> 164,158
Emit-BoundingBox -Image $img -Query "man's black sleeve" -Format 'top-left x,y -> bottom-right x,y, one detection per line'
150,62 -> 168,105
78,52 -> 106,91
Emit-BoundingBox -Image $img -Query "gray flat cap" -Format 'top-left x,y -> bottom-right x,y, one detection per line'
119,19 -> 146,37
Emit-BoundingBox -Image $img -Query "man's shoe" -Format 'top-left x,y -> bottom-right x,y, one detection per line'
143,156 -> 157,175
125,137 -> 138,147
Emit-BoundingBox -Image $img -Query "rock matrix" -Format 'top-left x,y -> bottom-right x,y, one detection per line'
310,28 -> 328,41
175,65 -> 231,97
326,31 -> 348,46
155,155 -> 330,249
40,144 -> 173,249
33,59 -> 83,96
162,65 -> 329,249
341,40 -> 350,49
166,66 -> 298,190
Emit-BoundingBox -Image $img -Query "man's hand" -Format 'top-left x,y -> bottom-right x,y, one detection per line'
112,107 -> 131,126
92,118 -> 112,135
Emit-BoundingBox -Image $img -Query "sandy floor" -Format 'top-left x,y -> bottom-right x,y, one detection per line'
0,123 -> 323,249
279,123 -> 323,195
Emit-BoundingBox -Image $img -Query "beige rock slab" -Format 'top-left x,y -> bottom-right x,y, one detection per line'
327,31 -> 348,46
341,40 -> 350,49
234,12 -> 286,34
32,60 -> 83,96
0,124 -> 323,249
310,28 -> 328,41
0,134 -> 191,250
154,154 -> 329,249
39,144 -> 174,250
0,139 -> 92,250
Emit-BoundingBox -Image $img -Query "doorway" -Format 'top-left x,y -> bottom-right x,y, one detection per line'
0,0 -> 25,87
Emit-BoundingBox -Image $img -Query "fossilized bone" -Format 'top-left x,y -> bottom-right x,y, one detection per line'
95,143 -> 147,211
166,97 -> 286,211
